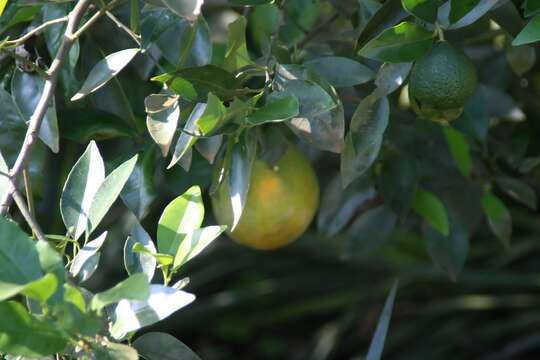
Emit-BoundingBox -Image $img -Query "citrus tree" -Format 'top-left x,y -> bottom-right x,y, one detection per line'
0,0 -> 539,358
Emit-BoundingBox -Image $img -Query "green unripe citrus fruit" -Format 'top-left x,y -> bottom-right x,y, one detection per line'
211,145 -> 320,250
408,41 -> 478,124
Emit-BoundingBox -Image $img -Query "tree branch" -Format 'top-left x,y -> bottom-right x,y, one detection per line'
5,16 -> 69,47
0,0 -> 93,216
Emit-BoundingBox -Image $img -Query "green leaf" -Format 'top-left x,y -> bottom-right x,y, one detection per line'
110,285 -> 195,339
91,273 -> 150,311
145,93 -> 180,157
443,127 -> 472,177
168,103 -> 207,170
133,243 -> 174,267
133,332 -> 201,360
482,193 -> 511,248
0,0 -> 7,16
449,0 -> 481,23
196,94 -> 228,135
525,0 -> 540,17
341,94 -> 389,188
377,153 -> 420,214
412,189 -> 449,236
157,186 -> 204,255
401,0 -> 440,23
0,301 -> 68,357
124,222 -> 157,281
345,206 -> 398,255
304,56 -> 376,87
71,48 -> 140,101
161,0 -> 202,21
0,216 -> 43,289
0,273 -> 57,303
11,69 -> 59,153
366,280 -> 398,360
246,96 -> 299,125
173,225 -> 226,269
357,0 -> 408,48
224,16 -> 253,72
513,15 -> 540,46
69,232 -> 107,283
358,21 -> 435,63
228,134 -> 257,230
373,62 -> 412,96
195,135 -> 223,164
152,65 -> 240,102
495,177 -> 537,210
87,155 -> 138,236
60,141 -> 105,240
439,0 -> 499,29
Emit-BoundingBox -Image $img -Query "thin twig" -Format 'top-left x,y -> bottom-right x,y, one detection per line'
5,16 -> 69,47
11,187 -> 46,242
105,11 -> 141,46
0,0 -> 93,215
71,0 -> 126,40
22,167 -> 36,238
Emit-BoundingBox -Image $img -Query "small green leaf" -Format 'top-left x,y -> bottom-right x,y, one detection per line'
224,16 -> 253,72
124,222 -> 157,281
69,232 -> 107,283
157,186 -> 204,255
133,243 -> 174,267
145,93 -> 180,157
168,103 -> 206,169
513,15 -> 540,46
0,301 -> 68,357
91,273 -> 150,311
133,332 -> 202,360
196,93 -> 228,135
366,280 -> 398,360
401,0 -> 440,23
0,273 -> 57,303
304,56 -> 376,87
443,127 -> 472,177
482,193 -> 512,247
87,155 -> 138,236
246,96 -> 299,125
71,48 -> 140,101
111,285 -> 195,339
358,21 -> 435,63
0,0 -> 7,16
173,225 -> 226,270
413,189 -> 449,236
61,141 -> 105,240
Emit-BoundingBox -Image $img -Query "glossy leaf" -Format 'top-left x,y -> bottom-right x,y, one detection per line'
246,95 -> 299,125
124,222 -> 157,281
358,21 -> 434,63
157,186 -> 204,255
161,0 -> 203,21
495,177 -> 537,210
69,232 -> 107,283
0,273 -> 57,303
482,193 -> 511,247
373,62 -> 412,97
513,15 -> 540,46
223,16 -> 253,72
87,155 -> 138,236
413,189 -> 449,236
366,280 -> 398,360
449,0 -> 481,23
169,103 -> 206,169
11,70 -> 59,153
90,273 -> 150,311
145,93 -> 180,157
110,285 -> 196,339
133,332 -> 201,360
173,225 -> 226,269
401,0 -> 440,23
60,141 -> 105,240
438,0 -> 499,30
71,48 -> 140,101
304,56 -> 376,87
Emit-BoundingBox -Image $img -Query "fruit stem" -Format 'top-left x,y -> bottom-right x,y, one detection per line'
436,23 -> 445,41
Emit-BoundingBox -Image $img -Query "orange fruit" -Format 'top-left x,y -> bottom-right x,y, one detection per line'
211,145 -> 319,250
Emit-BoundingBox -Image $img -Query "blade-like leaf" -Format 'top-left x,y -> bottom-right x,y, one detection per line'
513,14 -> 540,46
168,103 -> 207,169
173,225 -> 226,269
304,56 -> 376,87
482,193 -> 511,248
124,222 -> 157,281
223,16 -> 253,72
444,127 -> 472,177
157,186 -> 204,255
366,280 -> 399,360
90,273 -> 150,311
110,285 -> 196,339
69,232 -> 107,282
145,93 -> 180,157
246,96 -> 299,125
71,48 -> 140,101
401,0 -> 440,23
413,189 -> 449,236
133,332 -> 201,360
61,141 -> 105,240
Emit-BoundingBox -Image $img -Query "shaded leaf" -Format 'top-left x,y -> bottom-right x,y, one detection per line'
173,225 -> 226,269
366,280 -> 398,360
90,273 -> 150,311
401,0 -> 440,23
482,193 -> 511,247
304,56 -> 376,87
223,16 -> 253,72
373,62 -> 412,96
145,93 -> 180,157
495,177 -> 537,210
346,205 -> 397,255
246,95 -> 299,125
413,189 -> 449,236
168,103 -> 207,169
443,127 -> 472,177
69,232 -> 107,283
124,221 -> 157,281
133,332 -> 201,360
